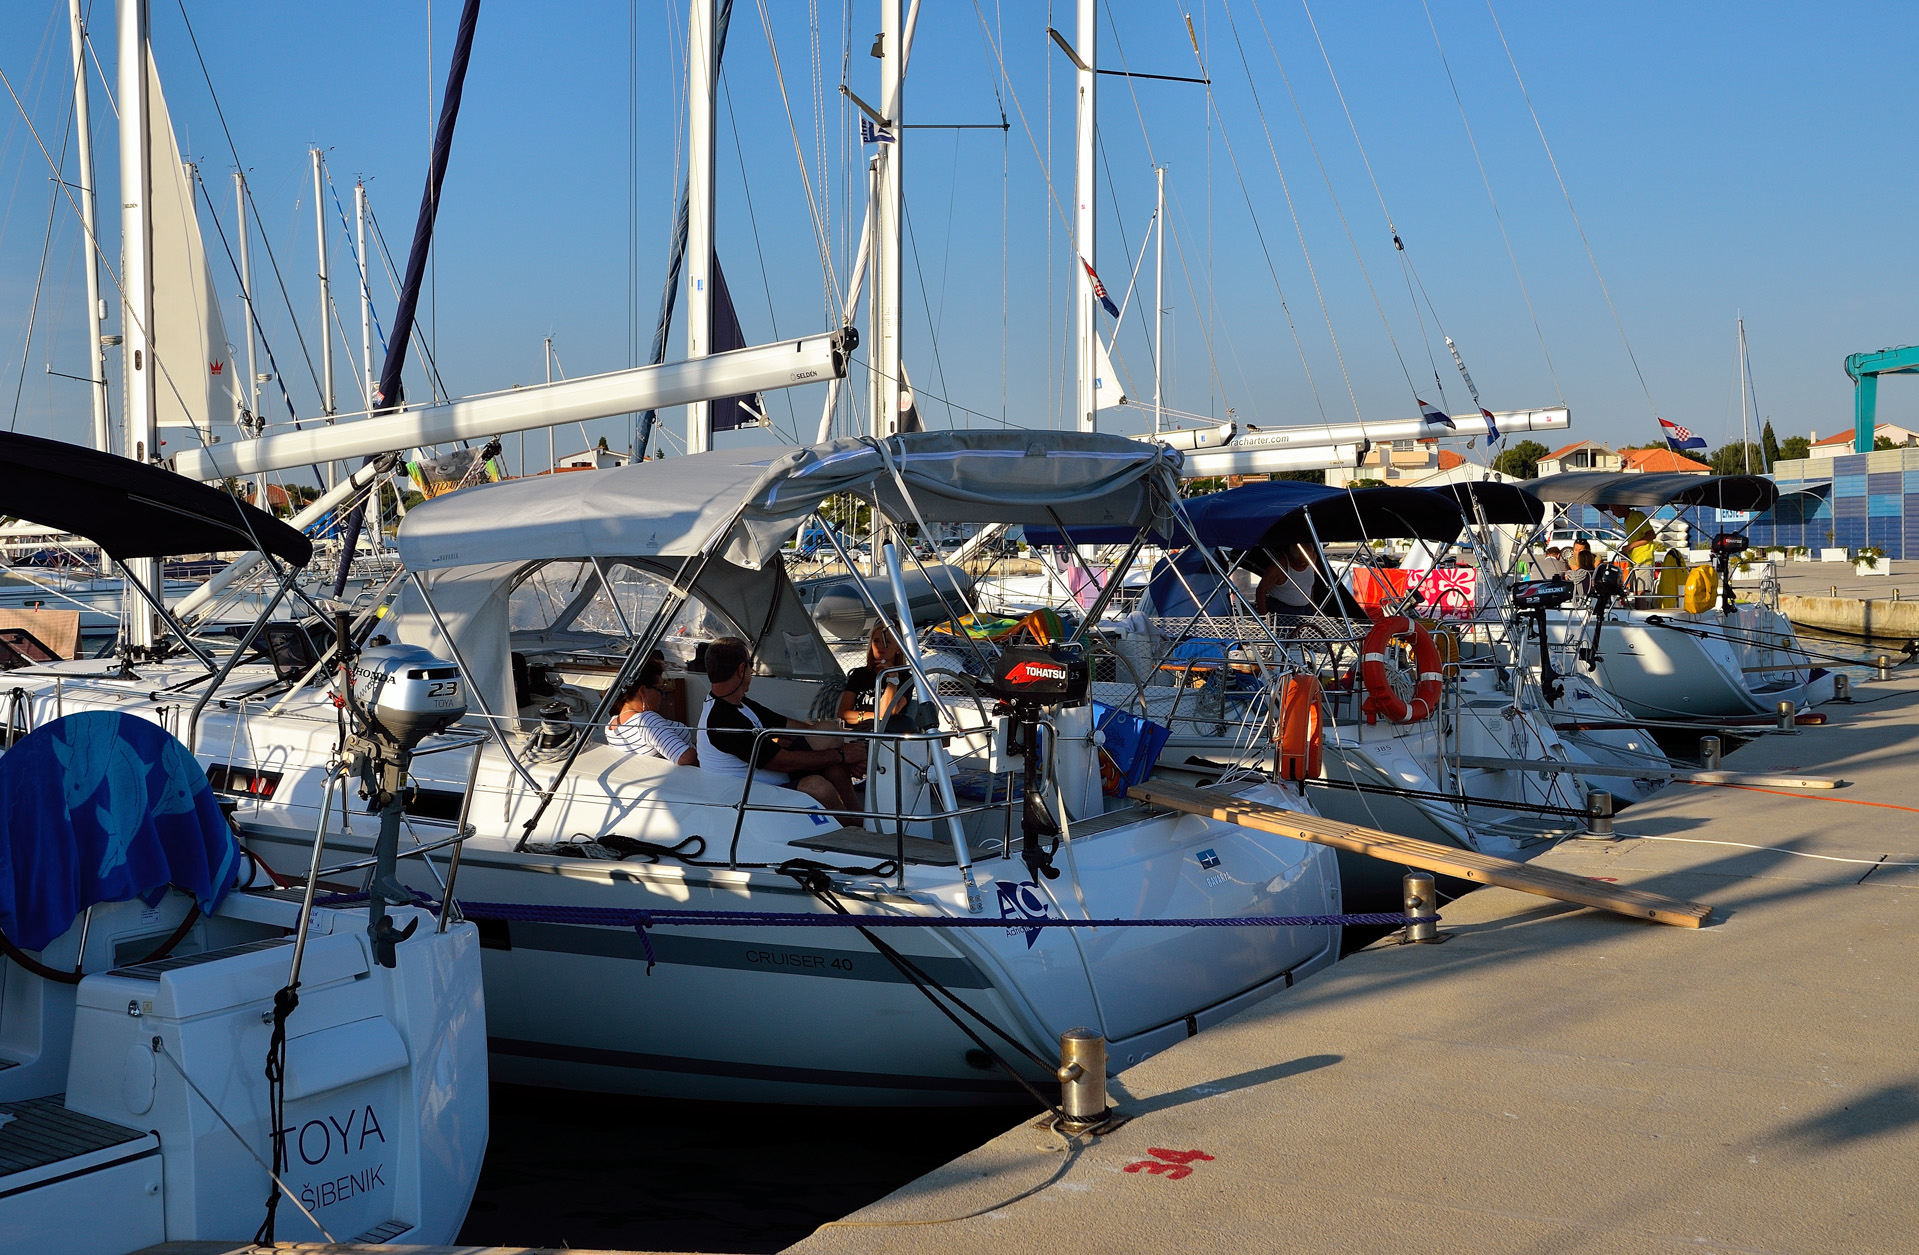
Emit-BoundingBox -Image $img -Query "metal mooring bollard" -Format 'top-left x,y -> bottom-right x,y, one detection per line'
1834,673 -> 1852,703
1777,700 -> 1796,731
1879,655 -> 1894,682
1056,1028 -> 1110,1128
1402,871 -> 1438,942
1583,790 -> 1615,839
1700,735 -> 1722,771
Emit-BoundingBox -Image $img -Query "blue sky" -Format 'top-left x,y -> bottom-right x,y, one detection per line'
3,1 -> 1916,480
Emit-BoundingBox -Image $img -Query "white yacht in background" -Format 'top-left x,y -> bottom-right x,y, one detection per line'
1522,472 -> 1835,721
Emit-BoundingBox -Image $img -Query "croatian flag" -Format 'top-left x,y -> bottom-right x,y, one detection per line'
1479,407 -> 1499,444
1081,258 -> 1121,319
860,116 -> 894,144
1417,398 -> 1455,429
1658,416 -> 1707,452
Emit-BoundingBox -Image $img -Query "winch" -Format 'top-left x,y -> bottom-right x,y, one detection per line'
987,645 -> 1088,881
340,633 -> 467,966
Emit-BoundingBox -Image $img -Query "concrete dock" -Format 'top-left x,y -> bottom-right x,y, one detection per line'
788,670 -> 1919,1254
1772,564 -> 1919,638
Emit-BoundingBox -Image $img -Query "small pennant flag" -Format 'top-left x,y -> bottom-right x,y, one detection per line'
1479,407 -> 1499,444
1417,398 -> 1455,429
860,116 -> 894,144
1081,257 -> 1121,319
1658,416 -> 1707,452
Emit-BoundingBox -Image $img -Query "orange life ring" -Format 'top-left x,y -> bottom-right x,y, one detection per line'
1275,673 -> 1323,783
1360,614 -> 1444,725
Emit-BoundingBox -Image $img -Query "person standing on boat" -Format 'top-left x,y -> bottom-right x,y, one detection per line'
698,637 -> 865,816
1569,539 -> 1597,593
839,623 -> 907,729
1256,543 -> 1322,617
608,653 -> 697,766
1535,546 -> 1570,580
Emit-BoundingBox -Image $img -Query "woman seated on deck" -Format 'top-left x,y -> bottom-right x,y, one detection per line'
838,623 -> 908,731
607,652 -> 697,766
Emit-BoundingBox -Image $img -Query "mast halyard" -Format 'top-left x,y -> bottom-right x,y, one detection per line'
312,148 -> 336,489
117,0 -> 159,650
236,171 -> 266,516
1154,165 -> 1165,437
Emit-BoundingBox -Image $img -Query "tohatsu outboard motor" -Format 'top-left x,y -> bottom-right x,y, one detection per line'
342,635 -> 467,966
986,645 -> 1089,881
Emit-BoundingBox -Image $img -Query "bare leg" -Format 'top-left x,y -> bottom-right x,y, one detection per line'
792,774 -> 845,815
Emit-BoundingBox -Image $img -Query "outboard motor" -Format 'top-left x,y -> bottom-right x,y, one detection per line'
344,633 -> 467,966
1710,532 -> 1748,614
1579,561 -> 1626,671
986,645 -> 1089,881
1511,577 -> 1574,705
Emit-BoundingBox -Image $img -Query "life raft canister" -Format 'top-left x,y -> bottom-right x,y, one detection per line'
1682,565 -> 1718,614
1275,672 -> 1324,782
1360,614 -> 1444,725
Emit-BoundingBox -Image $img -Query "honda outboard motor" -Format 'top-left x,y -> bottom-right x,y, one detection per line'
986,645 -> 1089,881
343,635 -> 467,966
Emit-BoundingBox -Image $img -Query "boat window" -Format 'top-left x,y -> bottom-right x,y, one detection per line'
507,559 -> 737,667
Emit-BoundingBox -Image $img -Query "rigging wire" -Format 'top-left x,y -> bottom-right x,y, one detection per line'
752,0 -> 840,315
10,92 -> 74,432
1296,0 -> 1452,407
720,69 -> 804,444
1241,0 -> 1420,402
1484,0 -> 1655,421
1215,0 -> 1365,421
1419,0 -> 1565,406
1167,4 -> 1333,424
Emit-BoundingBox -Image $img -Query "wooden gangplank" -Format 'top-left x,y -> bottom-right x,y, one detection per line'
1130,780 -> 1712,929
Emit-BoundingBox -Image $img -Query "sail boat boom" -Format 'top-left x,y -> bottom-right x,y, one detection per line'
170,330 -> 853,481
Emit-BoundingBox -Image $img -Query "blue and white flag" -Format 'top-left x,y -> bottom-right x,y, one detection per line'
860,116 -> 894,144
1479,407 -> 1499,444
1417,398 -> 1455,429
1081,258 -> 1121,319
1658,416 -> 1707,452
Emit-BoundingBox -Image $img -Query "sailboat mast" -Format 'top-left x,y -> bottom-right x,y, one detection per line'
875,0 -> 904,438
70,0 -> 110,454
235,171 -> 265,514
356,179 -> 379,545
684,0 -> 717,455
1738,315 -> 1750,474
1073,0 -> 1097,432
311,149 -> 336,491
117,0 -> 158,649
1154,165 -> 1165,438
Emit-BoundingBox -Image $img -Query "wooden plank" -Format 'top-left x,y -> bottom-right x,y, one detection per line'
1130,780 -> 1712,929
1451,754 -> 1837,790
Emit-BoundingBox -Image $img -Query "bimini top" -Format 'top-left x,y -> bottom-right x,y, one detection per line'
398,430 -> 1182,571
1528,471 -> 1779,514
1433,480 -> 1546,526
1028,479 -> 1463,549
0,431 -> 311,567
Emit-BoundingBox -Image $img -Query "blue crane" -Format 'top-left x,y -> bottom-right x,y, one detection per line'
1844,345 -> 1919,453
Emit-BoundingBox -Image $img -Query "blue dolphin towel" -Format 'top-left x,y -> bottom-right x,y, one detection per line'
0,711 -> 238,951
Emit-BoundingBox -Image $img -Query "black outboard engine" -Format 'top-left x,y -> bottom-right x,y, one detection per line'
342,626 -> 467,967
1579,561 -> 1626,671
986,645 -> 1089,881
1511,577 -> 1574,705
1710,532 -> 1748,614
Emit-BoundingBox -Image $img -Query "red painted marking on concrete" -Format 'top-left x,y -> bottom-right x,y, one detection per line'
1124,1148 -> 1216,1180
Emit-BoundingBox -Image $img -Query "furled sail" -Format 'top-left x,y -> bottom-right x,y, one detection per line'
142,55 -> 240,456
